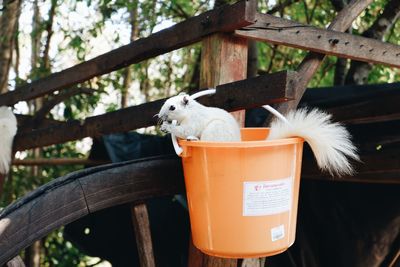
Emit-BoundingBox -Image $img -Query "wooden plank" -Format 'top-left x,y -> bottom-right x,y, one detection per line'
0,155 -> 184,265
79,156 -> 184,213
270,0 -> 373,113
187,236 -> 205,267
200,33 -> 248,125
236,12 -> 400,69
13,71 -> 296,151
16,114 -> 65,132
0,0 -> 256,107
131,203 -> 156,267
0,179 -> 88,265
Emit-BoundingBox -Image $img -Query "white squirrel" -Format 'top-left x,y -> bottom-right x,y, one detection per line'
157,93 -> 241,142
267,107 -> 359,176
158,93 -> 358,176
0,106 -> 17,175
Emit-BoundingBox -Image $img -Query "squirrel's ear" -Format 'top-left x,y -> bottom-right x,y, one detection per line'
182,95 -> 189,106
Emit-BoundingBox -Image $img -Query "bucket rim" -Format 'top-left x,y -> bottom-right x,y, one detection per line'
178,126 -> 304,148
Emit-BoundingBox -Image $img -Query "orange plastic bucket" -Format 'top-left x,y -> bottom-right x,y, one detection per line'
179,128 -> 304,258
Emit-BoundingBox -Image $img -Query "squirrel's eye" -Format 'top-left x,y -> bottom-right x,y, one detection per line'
169,105 -> 175,111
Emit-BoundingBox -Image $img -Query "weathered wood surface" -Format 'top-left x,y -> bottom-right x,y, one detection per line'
0,155 -> 184,265
0,179 -> 88,265
16,114 -> 65,132
236,12 -> 400,69
131,203 -> 156,267
272,0 -> 374,113
13,71 -> 297,151
200,33 -> 248,125
0,0 -> 256,107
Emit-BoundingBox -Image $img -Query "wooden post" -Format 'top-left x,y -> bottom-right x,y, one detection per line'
131,203 -> 156,267
200,33 -> 248,125
187,32 -> 248,267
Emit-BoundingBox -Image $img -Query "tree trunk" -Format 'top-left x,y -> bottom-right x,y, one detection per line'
333,57 -> 348,86
0,173 -> 5,199
329,0 -> 348,11
330,0 -> 350,86
14,20 -> 20,82
25,1 -> 44,266
24,240 -> 41,267
31,0 -> 41,72
42,0 -> 57,71
122,0 -> 139,108
0,0 -> 21,93
247,40 -> 258,78
345,0 -> 400,84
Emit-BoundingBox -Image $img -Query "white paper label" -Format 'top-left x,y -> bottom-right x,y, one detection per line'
271,225 -> 285,242
243,177 -> 292,216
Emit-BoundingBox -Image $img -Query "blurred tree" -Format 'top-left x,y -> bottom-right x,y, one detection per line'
0,0 -> 22,93
345,0 -> 400,84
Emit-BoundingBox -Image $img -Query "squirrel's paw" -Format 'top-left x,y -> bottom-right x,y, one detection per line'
186,135 -> 199,141
160,121 -> 172,133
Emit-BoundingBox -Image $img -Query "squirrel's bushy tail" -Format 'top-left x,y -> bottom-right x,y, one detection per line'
0,106 -> 17,175
267,108 -> 359,176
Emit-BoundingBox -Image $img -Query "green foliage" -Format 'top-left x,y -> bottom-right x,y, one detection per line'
43,230 -> 87,267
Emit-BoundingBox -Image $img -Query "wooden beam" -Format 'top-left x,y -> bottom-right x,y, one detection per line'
0,179 -> 89,265
200,33 -> 248,125
235,12 -> 400,69
131,203 -> 156,267
0,155 -> 184,265
13,71 -> 296,151
0,0 -> 256,107
270,0 -> 373,113
16,114 -> 65,132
